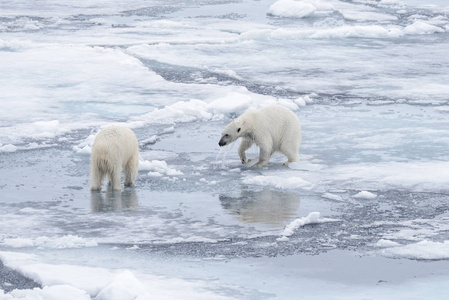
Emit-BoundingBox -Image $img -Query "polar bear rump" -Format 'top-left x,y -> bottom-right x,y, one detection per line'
219,105 -> 301,167
90,126 -> 139,190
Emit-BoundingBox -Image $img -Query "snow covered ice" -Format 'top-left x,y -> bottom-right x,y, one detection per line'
1,0 -> 449,299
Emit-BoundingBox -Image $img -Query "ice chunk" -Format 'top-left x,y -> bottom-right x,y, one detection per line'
276,99 -> 300,111
129,89 -> 300,128
8,285 -> 91,300
2,237 -> 34,248
268,0 -> 334,19
96,271 -> 146,300
352,191 -> 377,199
243,175 -> 312,189
0,253 -> 115,296
240,25 -> 398,41
198,178 -> 218,185
0,39 -> 34,51
321,161 -> 449,192
294,97 -> 307,107
129,99 -> 212,126
382,240 -> 449,260
73,134 -> 95,154
321,193 -> 344,201
147,171 -> 163,177
75,145 -> 92,155
139,159 -> 183,176
310,25 -> 403,39
341,11 -> 398,22
0,144 -> 17,152
269,0 -> 317,18
209,67 -> 243,81
375,239 -> 401,248
404,21 -> 445,35
241,20 -> 446,41
279,212 -> 321,238
278,212 -> 340,240
140,135 -> 160,146
208,92 -> 255,115
30,120 -> 69,139
2,235 -> 98,249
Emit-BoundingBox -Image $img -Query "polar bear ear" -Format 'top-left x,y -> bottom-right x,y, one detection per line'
237,128 -> 241,133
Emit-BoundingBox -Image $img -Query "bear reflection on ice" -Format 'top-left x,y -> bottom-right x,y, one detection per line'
219,105 -> 301,167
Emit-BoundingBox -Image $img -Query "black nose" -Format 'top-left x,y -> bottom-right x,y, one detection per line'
218,137 -> 226,147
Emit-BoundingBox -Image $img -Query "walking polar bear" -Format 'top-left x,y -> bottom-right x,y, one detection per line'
90,126 -> 139,190
219,105 -> 301,167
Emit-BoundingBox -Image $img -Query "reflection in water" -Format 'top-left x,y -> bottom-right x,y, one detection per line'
90,187 -> 138,212
219,188 -> 300,227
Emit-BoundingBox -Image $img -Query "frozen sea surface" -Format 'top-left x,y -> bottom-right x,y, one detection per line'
1,0 -> 449,299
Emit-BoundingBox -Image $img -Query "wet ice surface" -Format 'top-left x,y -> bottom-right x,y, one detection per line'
1,0 -> 449,299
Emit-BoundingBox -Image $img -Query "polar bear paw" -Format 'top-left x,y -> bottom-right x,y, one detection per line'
242,158 -> 252,164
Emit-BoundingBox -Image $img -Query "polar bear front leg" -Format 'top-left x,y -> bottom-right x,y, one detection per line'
238,138 -> 253,164
253,140 -> 272,168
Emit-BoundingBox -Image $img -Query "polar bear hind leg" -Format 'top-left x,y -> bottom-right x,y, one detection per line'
280,142 -> 300,166
90,163 -> 105,191
124,153 -> 139,187
91,157 -> 122,190
106,163 -> 122,190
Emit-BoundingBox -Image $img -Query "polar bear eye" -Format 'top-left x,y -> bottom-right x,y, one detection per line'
237,128 -> 241,133
224,134 -> 229,137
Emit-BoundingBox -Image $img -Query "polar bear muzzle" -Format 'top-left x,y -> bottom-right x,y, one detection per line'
219,134 -> 231,147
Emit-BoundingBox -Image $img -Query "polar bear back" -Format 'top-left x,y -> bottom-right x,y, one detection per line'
91,126 -> 138,167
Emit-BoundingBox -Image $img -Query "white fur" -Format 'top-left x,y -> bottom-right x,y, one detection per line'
219,105 -> 301,167
90,126 -> 139,190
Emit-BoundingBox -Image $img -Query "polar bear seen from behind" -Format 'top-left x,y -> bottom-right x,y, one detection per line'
219,105 -> 301,167
90,125 -> 139,190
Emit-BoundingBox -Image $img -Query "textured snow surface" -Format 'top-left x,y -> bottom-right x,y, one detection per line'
1,0 -> 449,298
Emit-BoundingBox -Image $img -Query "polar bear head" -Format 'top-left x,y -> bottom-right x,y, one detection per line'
219,120 -> 243,147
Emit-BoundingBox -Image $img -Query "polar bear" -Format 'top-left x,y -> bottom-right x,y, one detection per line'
219,105 -> 301,167
90,126 -> 139,190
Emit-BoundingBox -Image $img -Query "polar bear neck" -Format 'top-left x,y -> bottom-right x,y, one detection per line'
235,111 -> 258,139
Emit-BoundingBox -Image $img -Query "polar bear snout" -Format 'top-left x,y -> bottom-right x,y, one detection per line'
218,136 -> 227,147
219,134 -> 233,147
